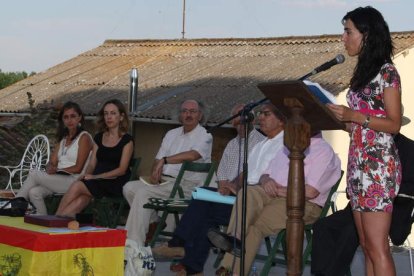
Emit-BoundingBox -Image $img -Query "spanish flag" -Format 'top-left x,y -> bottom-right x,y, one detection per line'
0,217 -> 126,276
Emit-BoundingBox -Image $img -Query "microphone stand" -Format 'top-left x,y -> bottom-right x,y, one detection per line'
239,107 -> 255,276
298,71 -> 315,81
207,101 -> 264,276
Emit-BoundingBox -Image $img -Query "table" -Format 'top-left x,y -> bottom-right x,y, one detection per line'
0,216 -> 126,275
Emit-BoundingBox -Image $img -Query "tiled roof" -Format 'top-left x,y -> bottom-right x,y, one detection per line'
1,32 -> 414,123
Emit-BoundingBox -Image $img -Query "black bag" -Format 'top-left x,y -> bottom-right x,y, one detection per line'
390,134 -> 414,245
0,197 -> 31,217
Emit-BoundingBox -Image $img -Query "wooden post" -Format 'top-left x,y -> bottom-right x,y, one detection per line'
283,98 -> 310,276
257,80 -> 345,276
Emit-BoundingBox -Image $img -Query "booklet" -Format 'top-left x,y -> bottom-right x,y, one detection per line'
140,176 -> 170,186
303,80 -> 337,105
192,187 -> 236,205
56,169 -> 72,175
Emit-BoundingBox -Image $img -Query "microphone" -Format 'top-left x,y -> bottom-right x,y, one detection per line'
299,54 -> 345,80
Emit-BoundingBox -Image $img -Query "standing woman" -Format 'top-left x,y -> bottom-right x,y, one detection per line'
328,6 -> 402,276
16,101 -> 93,215
56,99 -> 134,218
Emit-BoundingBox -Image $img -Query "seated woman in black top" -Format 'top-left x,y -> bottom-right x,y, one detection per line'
56,99 -> 134,218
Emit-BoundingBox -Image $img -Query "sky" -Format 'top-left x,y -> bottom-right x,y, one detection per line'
1,0 -> 413,73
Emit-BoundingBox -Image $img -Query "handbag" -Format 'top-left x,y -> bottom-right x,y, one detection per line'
124,238 -> 156,276
0,197 -> 32,217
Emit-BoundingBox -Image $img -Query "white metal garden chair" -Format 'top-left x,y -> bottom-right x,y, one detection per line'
0,134 -> 50,196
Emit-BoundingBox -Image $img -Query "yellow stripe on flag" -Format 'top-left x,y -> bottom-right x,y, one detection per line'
0,243 -> 124,276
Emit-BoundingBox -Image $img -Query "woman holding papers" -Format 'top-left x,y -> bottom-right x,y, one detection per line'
327,6 -> 402,276
56,99 -> 134,218
15,101 -> 93,215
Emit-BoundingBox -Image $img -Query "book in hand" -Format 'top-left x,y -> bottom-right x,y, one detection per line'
56,169 -> 72,176
303,80 -> 337,104
140,176 -> 170,186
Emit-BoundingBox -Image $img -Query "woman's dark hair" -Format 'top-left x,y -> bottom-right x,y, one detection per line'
56,101 -> 85,141
343,6 -> 394,90
96,99 -> 129,136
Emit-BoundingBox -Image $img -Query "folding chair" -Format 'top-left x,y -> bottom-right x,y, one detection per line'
257,170 -> 344,276
0,134 -> 50,196
93,157 -> 141,228
143,161 -> 217,247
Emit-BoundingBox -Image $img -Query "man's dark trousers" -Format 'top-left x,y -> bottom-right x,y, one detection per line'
175,187 -> 233,273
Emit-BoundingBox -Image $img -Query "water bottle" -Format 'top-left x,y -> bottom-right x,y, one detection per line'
250,264 -> 258,276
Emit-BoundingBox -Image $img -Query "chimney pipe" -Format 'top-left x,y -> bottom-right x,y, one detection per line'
128,68 -> 138,136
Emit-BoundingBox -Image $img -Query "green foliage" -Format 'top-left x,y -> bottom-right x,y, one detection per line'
0,69 -> 36,90
26,92 -> 36,113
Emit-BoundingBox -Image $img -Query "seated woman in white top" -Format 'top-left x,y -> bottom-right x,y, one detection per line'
16,101 -> 93,215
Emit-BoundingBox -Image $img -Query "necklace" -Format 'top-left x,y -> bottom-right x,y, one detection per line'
61,137 -> 73,156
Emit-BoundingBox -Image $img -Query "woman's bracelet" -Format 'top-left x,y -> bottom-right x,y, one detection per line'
362,115 -> 371,128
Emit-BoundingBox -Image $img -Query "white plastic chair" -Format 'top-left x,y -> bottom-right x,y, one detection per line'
0,134 -> 50,195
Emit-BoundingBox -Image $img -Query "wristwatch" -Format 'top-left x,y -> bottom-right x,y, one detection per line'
163,156 -> 168,164
362,115 -> 371,128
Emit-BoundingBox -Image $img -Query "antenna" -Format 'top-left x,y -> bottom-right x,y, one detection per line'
181,0 -> 186,39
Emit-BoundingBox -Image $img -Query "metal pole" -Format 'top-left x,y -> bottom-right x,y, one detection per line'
181,0 -> 186,39
128,68 -> 138,137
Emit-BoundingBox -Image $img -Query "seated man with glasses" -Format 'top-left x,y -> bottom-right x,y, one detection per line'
123,99 -> 213,246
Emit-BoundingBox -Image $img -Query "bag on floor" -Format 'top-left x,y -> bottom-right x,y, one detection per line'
0,197 -> 31,217
125,238 -> 156,276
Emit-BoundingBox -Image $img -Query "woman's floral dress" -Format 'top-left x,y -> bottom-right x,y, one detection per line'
346,63 -> 402,213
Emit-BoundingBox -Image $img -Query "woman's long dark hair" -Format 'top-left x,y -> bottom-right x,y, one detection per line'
343,6 -> 394,91
96,99 -> 129,136
56,101 -> 85,141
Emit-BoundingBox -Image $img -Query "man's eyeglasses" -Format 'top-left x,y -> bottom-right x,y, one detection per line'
256,110 -> 273,117
181,109 -> 199,114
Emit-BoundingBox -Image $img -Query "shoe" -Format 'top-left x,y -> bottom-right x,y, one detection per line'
176,269 -> 186,276
170,261 -> 185,272
215,266 -> 232,276
207,228 -> 241,257
152,244 -> 185,258
175,267 -> 203,276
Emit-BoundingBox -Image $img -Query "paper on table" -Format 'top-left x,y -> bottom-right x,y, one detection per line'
192,187 -> 236,205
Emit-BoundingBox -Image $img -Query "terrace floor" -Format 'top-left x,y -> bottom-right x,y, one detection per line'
153,242 -> 414,275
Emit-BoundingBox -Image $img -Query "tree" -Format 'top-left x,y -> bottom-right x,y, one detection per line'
0,70 -> 36,90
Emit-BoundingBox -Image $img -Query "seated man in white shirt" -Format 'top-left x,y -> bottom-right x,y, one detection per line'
123,99 -> 213,246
